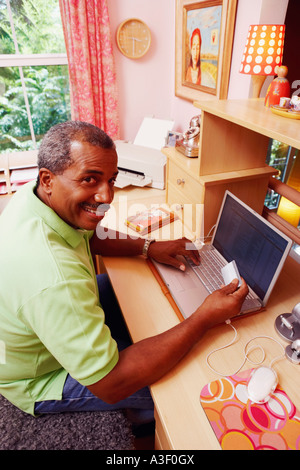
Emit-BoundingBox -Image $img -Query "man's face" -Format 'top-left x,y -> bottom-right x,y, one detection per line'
41,140 -> 118,230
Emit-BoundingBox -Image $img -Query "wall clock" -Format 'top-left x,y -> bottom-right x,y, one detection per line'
116,18 -> 151,59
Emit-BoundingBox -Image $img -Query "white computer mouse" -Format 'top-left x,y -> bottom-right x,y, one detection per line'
247,366 -> 278,404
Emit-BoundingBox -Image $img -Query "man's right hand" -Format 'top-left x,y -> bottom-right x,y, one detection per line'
195,278 -> 249,329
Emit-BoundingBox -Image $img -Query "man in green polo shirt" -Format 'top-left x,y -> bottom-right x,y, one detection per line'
0,121 -> 248,432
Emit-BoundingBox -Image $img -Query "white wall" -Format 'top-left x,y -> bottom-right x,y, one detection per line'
108,0 -> 288,141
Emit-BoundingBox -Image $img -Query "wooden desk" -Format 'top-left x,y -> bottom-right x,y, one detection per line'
101,188 -> 300,450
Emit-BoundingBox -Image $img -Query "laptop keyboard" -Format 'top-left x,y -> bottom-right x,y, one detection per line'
187,248 -> 257,302
186,248 -> 225,293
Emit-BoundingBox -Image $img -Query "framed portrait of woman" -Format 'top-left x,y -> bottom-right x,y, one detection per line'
175,0 -> 237,101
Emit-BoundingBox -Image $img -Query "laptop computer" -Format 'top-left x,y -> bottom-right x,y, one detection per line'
151,191 -> 293,320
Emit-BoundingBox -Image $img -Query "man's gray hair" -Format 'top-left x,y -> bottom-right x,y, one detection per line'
37,121 -> 115,178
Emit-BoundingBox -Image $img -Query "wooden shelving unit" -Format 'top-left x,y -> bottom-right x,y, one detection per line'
163,98 -> 299,238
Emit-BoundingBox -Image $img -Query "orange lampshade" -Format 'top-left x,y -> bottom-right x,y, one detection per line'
240,25 -> 285,97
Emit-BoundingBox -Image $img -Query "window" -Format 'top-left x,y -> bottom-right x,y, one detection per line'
0,0 -> 70,155
265,140 -> 295,210
265,140 -> 300,261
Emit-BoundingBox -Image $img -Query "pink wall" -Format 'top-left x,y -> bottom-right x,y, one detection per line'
108,0 -> 177,141
108,0 -> 288,142
228,0 -> 289,99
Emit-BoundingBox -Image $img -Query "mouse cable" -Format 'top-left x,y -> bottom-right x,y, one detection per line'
205,320 -> 286,377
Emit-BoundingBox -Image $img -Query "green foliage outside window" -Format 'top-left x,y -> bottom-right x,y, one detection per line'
265,140 -> 291,210
0,0 -> 70,153
0,66 -> 70,151
0,0 -> 65,55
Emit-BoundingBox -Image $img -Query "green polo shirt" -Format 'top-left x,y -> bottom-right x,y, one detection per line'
0,181 -> 118,415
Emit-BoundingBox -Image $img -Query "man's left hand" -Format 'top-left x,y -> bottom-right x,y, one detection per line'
147,238 -> 200,271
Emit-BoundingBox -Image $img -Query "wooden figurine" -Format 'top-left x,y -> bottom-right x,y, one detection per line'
264,65 -> 291,107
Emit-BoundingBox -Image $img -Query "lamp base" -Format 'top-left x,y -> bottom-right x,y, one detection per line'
251,75 -> 266,98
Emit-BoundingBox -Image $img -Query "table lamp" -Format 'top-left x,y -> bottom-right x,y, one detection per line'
240,24 -> 285,98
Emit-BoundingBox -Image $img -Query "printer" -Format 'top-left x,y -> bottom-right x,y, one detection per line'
114,141 -> 166,190
113,117 -> 175,190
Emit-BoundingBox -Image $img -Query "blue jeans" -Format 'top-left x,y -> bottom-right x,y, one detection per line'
34,274 -> 154,433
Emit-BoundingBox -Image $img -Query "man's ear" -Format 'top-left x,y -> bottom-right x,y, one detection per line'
38,168 -> 55,195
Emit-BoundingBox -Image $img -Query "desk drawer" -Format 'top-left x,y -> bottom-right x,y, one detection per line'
167,182 -> 203,237
168,161 -> 204,204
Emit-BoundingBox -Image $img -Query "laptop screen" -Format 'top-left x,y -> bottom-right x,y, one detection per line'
212,192 -> 291,301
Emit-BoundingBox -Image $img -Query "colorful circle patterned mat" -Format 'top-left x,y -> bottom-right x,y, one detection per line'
200,368 -> 300,450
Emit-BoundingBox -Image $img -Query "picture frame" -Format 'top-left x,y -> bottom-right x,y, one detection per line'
175,0 -> 237,101
165,130 -> 182,147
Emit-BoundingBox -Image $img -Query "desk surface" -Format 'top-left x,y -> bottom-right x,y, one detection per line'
101,187 -> 300,450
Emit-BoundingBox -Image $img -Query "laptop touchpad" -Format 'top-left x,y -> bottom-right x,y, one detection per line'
169,272 -> 197,292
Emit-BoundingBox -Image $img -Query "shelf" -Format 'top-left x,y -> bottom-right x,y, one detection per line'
198,166 -> 278,185
162,146 -> 278,184
194,98 -> 300,150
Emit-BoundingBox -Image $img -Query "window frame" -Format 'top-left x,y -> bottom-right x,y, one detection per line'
0,54 -> 68,67
0,0 -> 69,195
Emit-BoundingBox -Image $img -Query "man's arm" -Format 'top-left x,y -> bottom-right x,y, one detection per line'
87,279 -> 248,403
90,229 -> 145,257
89,229 -> 200,270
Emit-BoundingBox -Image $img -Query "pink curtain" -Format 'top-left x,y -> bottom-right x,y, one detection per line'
59,0 -> 120,140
